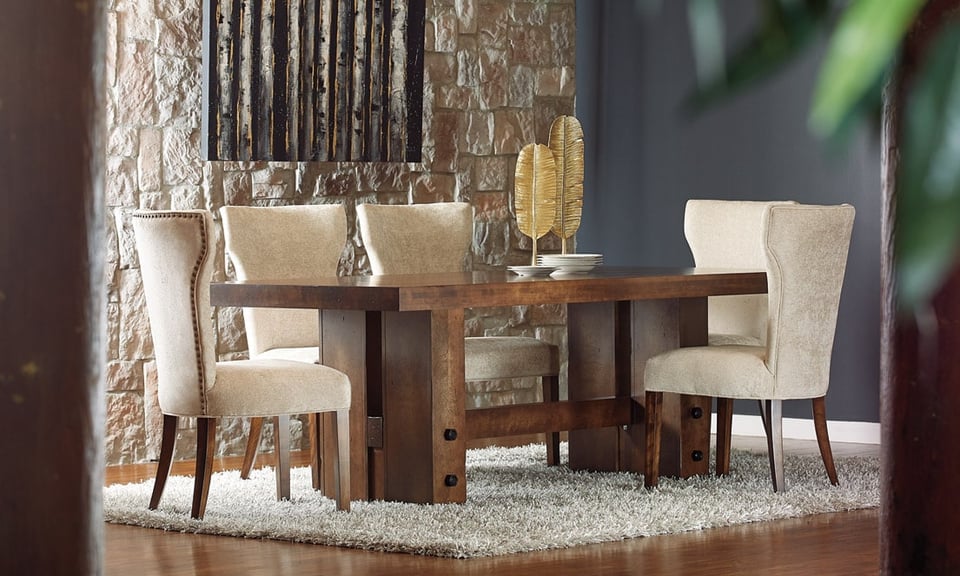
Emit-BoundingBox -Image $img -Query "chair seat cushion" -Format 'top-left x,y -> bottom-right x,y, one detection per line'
206,359 -> 350,417
255,346 -> 320,364
708,333 -> 762,347
644,345 -> 778,399
465,337 -> 559,381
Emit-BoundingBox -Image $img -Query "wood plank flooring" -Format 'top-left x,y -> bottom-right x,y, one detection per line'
104,436 -> 880,576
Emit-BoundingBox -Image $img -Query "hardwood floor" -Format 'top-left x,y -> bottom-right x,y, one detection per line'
104,437 -> 880,576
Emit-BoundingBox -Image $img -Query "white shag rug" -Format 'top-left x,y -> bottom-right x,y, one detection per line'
103,443 -> 879,558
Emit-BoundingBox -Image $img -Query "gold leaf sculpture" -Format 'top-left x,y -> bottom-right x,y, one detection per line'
515,143 -> 558,265
548,115 -> 585,254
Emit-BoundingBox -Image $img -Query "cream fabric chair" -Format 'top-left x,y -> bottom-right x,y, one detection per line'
643,203 -> 855,491
220,204 -> 347,483
132,210 -> 351,518
685,199 -> 797,347
356,202 -> 561,463
684,199 -> 796,471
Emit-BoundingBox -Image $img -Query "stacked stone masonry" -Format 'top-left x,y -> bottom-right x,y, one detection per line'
105,0 -> 577,465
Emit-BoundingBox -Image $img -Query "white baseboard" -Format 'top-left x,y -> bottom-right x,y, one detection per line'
710,414 -> 881,445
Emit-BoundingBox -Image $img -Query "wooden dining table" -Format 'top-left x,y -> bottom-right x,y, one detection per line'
210,266 -> 767,504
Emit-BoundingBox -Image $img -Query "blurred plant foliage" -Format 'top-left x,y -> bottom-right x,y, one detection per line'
638,0 -> 960,312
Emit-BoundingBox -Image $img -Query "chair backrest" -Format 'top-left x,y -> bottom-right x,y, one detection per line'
132,210 -> 217,416
684,199 -> 797,343
356,202 -> 473,274
762,203 -> 855,398
220,204 -> 346,356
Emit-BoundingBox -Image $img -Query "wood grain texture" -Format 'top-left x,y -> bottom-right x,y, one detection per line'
210,268 -> 767,313
319,309 -> 370,501
567,301 -> 622,471
381,310 -> 435,503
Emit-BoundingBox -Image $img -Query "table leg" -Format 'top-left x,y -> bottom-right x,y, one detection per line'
567,301 -> 629,471
568,298 -> 711,479
379,309 -> 467,504
319,310 -> 370,501
628,298 -> 711,478
676,298 -> 711,478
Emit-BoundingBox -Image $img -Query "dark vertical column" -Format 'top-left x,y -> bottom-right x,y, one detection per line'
272,0 -> 290,159
249,0 -> 266,159
881,2 -> 960,572
403,0 -> 425,162
201,0 -> 222,159
0,3 -> 105,575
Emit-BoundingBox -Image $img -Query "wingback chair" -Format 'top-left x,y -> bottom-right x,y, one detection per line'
643,203 -> 855,492
220,204 -> 347,485
356,202 -> 561,463
132,210 -> 351,518
684,199 -> 796,469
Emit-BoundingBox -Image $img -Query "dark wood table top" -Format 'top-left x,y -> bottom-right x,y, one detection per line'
210,266 -> 767,311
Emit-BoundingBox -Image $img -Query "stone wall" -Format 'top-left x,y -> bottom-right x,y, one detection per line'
104,0 -> 577,465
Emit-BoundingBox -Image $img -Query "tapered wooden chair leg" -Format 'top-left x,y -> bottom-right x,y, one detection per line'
644,391 -> 663,488
758,399 -> 771,440
812,396 -> 839,486
191,417 -> 217,520
308,413 -> 323,491
149,414 -> 179,510
240,417 -> 264,480
273,415 -> 291,501
543,375 -> 561,466
763,400 -> 785,492
334,409 -> 351,511
715,397 -> 734,476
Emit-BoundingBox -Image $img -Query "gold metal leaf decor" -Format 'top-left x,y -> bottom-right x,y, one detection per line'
515,143 -> 558,265
548,115 -> 585,254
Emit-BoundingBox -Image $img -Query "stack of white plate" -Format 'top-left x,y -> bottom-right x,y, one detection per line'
537,253 -> 603,274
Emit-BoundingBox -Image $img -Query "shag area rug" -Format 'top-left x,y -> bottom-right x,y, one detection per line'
103,443 -> 879,558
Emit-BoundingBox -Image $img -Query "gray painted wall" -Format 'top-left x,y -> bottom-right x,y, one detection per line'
575,1 -> 880,423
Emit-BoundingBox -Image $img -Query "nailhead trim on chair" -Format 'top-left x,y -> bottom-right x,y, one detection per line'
134,211 -> 211,415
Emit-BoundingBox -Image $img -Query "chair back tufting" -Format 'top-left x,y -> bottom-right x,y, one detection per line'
132,210 -> 218,416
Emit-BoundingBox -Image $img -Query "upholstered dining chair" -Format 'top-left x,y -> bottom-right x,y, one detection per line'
356,202 -> 562,464
643,203 -> 855,492
684,199 -> 796,470
684,200 -> 797,347
132,210 -> 351,518
220,204 -> 347,485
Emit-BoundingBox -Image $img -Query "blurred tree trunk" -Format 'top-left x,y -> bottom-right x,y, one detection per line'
881,1 -> 960,573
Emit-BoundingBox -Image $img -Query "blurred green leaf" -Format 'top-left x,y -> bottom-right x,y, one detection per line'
809,0 -> 924,138
896,24 -> 960,310
685,0 -> 831,111
687,0 -> 725,86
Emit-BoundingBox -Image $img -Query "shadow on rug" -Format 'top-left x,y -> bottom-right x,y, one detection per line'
103,443 -> 879,558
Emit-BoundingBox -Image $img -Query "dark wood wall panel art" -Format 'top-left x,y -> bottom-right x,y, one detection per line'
202,0 -> 424,162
